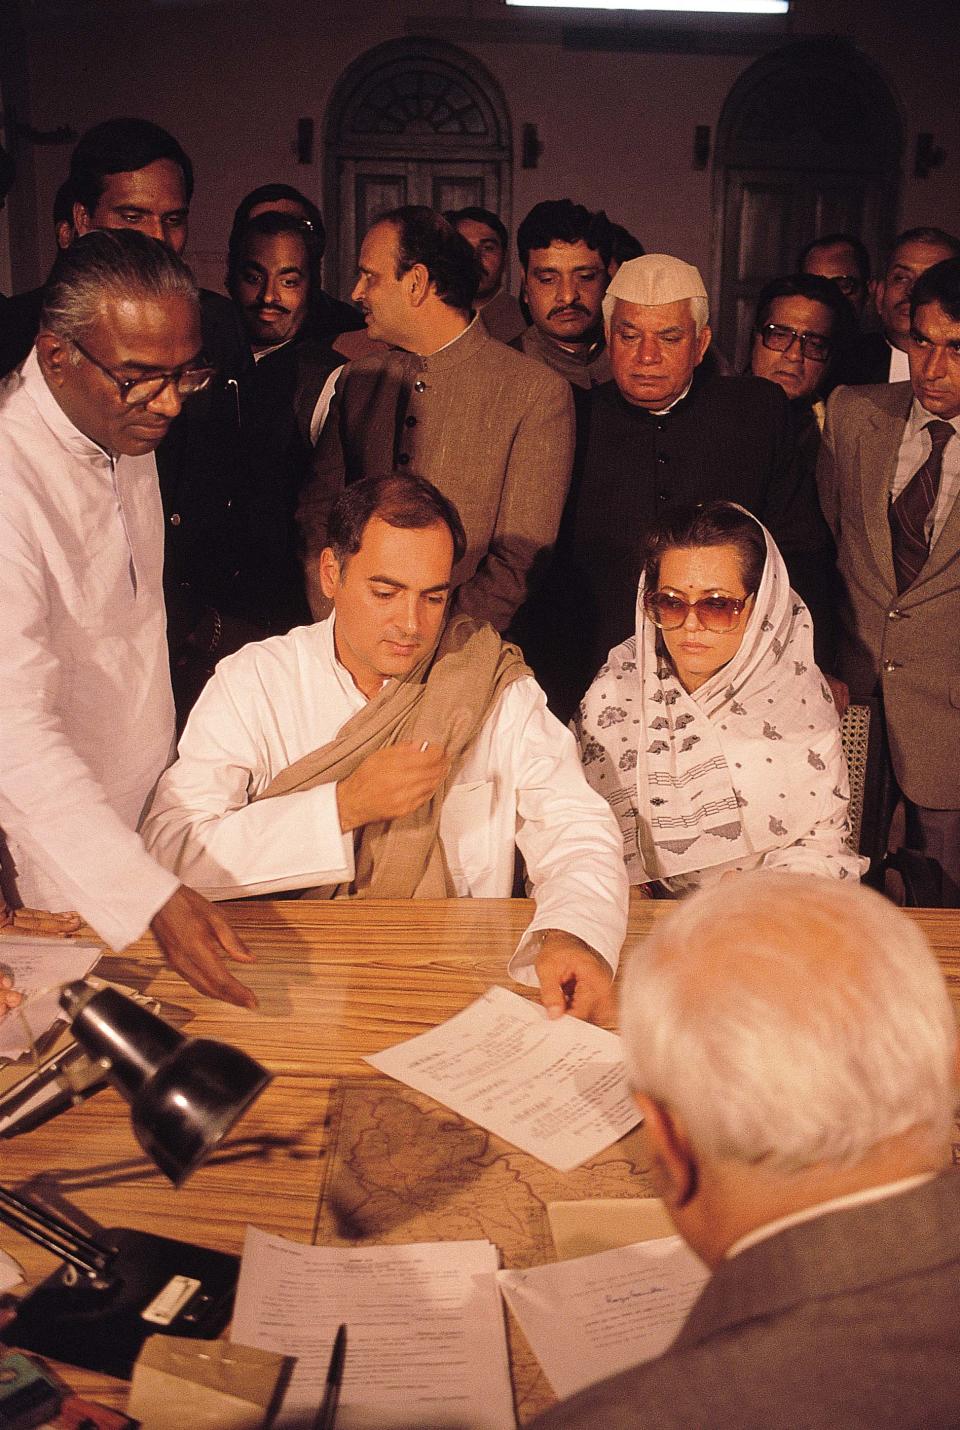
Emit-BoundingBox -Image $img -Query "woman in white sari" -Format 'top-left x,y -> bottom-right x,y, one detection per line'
575,502 -> 865,894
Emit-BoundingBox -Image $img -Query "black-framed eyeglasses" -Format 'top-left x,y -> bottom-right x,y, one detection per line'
645,590 -> 751,633
71,338 -> 215,407
756,323 -> 832,363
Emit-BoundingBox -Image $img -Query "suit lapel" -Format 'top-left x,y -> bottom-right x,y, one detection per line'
858,386 -> 912,588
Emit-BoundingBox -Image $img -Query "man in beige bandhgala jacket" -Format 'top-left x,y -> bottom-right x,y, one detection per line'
298,204 -> 574,633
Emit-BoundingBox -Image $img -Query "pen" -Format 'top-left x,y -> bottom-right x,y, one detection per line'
315,1322 -> 346,1430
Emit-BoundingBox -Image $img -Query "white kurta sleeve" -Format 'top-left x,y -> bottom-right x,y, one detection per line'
494,681 -> 629,986
141,657 -> 355,899
0,546 -> 178,950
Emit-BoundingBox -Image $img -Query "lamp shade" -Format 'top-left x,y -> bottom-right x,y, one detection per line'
60,981 -> 272,1186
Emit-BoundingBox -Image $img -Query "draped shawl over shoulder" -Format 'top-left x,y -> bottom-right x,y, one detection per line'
576,514 -> 858,888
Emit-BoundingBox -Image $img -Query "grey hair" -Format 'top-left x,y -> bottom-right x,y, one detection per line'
621,873 -> 958,1173
40,228 -> 198,343
602,290 -> 709,335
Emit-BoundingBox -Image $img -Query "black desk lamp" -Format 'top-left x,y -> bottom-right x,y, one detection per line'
0,980 -> 272,1378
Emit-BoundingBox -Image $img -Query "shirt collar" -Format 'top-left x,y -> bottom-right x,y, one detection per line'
20,346 -> 116,461
907,395 -> 960,437
411,315 -> 483,374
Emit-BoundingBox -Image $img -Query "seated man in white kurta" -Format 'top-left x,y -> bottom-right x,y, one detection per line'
142,474 -> 627,1021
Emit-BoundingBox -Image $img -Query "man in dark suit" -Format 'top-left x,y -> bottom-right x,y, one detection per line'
517,253 -> 833,719
534,871 -> 960,1429
817,256 -> 960,903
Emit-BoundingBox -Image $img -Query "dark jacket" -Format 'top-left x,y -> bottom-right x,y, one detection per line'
514,367 -> 835,720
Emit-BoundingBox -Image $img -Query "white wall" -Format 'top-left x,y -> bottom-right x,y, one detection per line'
14,0 -> 960,298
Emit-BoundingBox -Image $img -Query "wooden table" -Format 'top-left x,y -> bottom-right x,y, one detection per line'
2,896 -> 959,1424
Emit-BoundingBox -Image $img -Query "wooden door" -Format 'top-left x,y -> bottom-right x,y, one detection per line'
325,39 -> 512,303
336,157 -> 503,298
720,169 -> 881,370
713,39 -> 902,368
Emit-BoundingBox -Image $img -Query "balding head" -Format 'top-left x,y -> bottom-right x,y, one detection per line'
622,874 -> 958,1264
624,873 -> 957,1173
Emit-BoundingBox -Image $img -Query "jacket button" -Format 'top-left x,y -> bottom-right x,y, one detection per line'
887,607 -> 906,619
405,415 -> 417,427
398,453 -> 410,465
414,379 -> 426,393
882,659 -> 902,672
170,512 -> 181,526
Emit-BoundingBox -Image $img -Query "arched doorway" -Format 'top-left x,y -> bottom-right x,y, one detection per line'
324,38 -> 512,302
713,38 -> 903,369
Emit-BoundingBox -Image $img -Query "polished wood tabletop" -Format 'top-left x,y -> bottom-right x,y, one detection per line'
1,894 -> 959,1424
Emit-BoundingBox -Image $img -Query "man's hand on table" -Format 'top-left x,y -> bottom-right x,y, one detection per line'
0,895 -> 82,938
337,742 -> 451,831
0,896 -> 81,1015
534,931 -> 614,1024
150,884 -> 257,1009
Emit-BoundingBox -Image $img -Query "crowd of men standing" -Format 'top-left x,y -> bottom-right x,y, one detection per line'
3,110 -> 960,983
3,112 -> 960,1428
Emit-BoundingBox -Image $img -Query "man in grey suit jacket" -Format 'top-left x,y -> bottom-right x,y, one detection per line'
298,206 -> 574,633
534,872 -> 960,1429
817,257 -> 960,901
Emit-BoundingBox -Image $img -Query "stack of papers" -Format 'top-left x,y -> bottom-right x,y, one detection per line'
366,985 -> 640,1171
0,937 -> 101,1060
231,1228 -> 514,1429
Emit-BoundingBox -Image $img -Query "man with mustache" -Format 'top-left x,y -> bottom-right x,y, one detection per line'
144,473 -> 627,1022
298,206 -> 574,633
0,230 -> 256,1008
817,256 -> 960,905
513,199 -> 614,391
873,227 -> 960,383
227,210 -> 341,634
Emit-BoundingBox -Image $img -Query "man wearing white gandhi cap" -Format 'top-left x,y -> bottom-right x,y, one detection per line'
519,251 -> 836,720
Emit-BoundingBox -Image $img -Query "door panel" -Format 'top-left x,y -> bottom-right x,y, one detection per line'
336,158 -> 502,297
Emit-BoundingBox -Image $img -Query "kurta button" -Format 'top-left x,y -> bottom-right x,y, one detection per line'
887,607 -> 906,619
883,660 -> 902,672
405,415 -> 417,427
413,379 -> 426,392
170,512 -> 181,525
657,454 -> 668,464
657,491 -> 668,502
398,452 -> 410,465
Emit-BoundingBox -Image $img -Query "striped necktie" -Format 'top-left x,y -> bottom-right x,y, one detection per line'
889,419 -> 955,593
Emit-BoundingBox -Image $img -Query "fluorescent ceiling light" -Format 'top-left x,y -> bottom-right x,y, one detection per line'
506,1 -> 789,12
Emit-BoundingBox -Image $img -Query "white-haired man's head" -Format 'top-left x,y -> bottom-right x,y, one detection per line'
604,253 -> 711,411
622,874 -> 958,1263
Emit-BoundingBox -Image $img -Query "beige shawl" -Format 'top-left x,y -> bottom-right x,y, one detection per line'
256,615 -> 529,898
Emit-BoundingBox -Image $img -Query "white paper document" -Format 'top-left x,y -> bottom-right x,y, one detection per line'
365,985 -> 640,1172
0,937 -> 102,1060
231,1227 -> 515,1430
497,1236 -> 710,1399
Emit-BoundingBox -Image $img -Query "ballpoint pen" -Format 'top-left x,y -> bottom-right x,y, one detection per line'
316,1323 -> 347,1430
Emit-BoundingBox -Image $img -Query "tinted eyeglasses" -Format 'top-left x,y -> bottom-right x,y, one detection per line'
72,338 -> 215,407
644,590 -> 751,633
756,323 -> 832,363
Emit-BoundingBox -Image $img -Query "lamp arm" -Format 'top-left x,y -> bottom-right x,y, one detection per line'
0,1185 -> 114,1279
